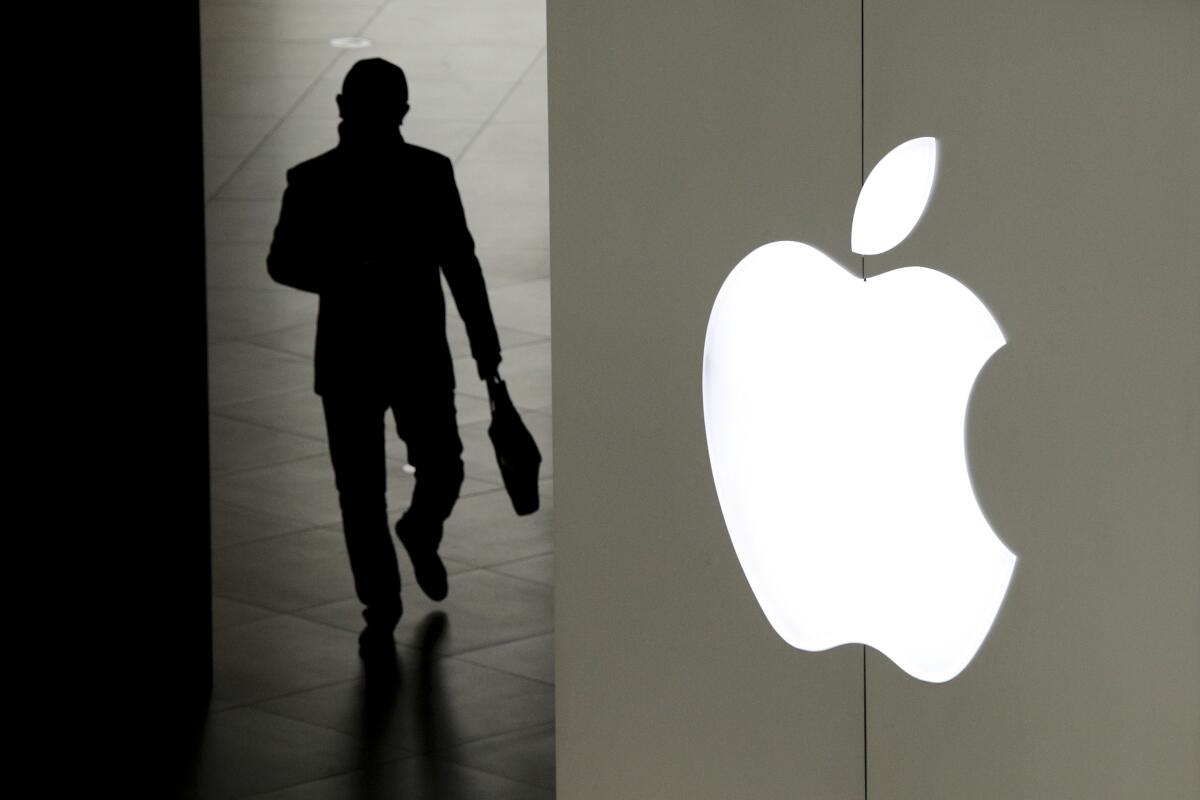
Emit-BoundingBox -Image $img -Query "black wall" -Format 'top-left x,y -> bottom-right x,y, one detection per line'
18,2 -> 211,793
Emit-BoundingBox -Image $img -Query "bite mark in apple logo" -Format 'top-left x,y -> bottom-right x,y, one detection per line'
702,137 -> 1016,683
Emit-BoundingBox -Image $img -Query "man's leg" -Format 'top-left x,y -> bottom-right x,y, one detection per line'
392,390 -> 464,600
321,394 -> 403,636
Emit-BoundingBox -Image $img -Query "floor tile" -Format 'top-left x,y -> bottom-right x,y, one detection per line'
485,278 -> 551,337
202,76 -> 315,118
245,321 -> 317,359
401,0 -> 546,11
209,413 -> 327,474
214,596 -> 278,630
400,119 -> 486,161
440,722 -> 554,790
463,202 -> 550,251
206,242 -> 277,291
445,314 -> 546,359
211,614 -> 375,709
296,569 -> 552,656
207,341 -> 312,407
201,39 -> 341,79
205,199 -> 283,244
456,410 -> 552,484
200,0 -> 383,7
493,74 -> 548,122
211,454 -> 342,527
205,155 -> 242,200
204,114 -> 281,160
455,156 -> 548,206
333,42 -> 540,84
200,5 -> 379,43
402,78 -> 519,124
405,415 -> 499,485
473,247 -> 550,287
489,553 -> 553,586
189,706 -> 402,799
454,339 -> 550,407
362,7 -> 546,47
214,150 -> 302,200
449,392 -> 494,427
374,400 -> 495,465
212,499 -> 312,549
214,524 -> 474,614
290,74 -> 513,121
211,453 -> 498,529
424,488 -> 553,568
525,46 -> 547,82
218,385 -> 494,448
455,632 -> 554,685
255,115 -> 340,158
246,755 -> 553,800
460,120 -> 547,162
257,649 -> 554,752
258,120 -> 338,163
207,286 -> 319,341
216,387 -> 327,441
213,526 -> 356,612
256,115 -> 482,163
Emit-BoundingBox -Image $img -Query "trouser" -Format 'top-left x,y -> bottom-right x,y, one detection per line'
321,390 -> 465,629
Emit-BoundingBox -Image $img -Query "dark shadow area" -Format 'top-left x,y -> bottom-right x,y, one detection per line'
18,1 -> 211,795
318,612 -> 465,798
408,611 -> 467,797
353,625 -> 404,800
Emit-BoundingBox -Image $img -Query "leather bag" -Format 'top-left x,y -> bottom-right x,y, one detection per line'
486,376 -> 541,515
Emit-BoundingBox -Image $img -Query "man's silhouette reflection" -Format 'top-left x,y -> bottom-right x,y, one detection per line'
267,58 -> 502,657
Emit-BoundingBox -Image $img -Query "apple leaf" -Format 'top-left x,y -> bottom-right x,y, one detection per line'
851,137 -> 938,256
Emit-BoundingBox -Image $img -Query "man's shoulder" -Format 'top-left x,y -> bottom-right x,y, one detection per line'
285,148 -> 348,185
286,149 -> 341,182
401,142 -> 453,173
285,144 -> 451,179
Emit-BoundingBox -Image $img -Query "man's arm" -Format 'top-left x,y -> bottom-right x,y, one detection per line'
267,168 -> 322,293
439,158 -> 502,380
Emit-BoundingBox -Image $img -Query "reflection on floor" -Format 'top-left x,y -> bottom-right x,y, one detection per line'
201,0 -> 552,795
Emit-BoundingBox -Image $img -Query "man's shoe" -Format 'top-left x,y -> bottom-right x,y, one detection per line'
396,517 -> 449,601
358,626 -> 397,662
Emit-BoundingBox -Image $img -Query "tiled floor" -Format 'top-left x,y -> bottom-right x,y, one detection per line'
200,0 -> 552,796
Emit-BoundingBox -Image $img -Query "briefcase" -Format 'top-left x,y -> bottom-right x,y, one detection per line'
487,376 -> 542,515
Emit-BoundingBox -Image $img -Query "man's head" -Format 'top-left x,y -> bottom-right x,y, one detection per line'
337,58 -> 409,126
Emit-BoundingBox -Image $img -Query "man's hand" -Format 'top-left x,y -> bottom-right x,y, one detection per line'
476,355 -> 501,382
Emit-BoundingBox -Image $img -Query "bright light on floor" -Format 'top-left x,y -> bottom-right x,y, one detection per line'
330,37 -> 372,49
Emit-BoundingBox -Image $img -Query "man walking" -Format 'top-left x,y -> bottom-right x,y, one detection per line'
267,58 -> 502,657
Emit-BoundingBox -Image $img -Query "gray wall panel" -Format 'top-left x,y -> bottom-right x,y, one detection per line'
549,2 -> 865,797
551,0 -> 1199,796
864,1 -> 1200,797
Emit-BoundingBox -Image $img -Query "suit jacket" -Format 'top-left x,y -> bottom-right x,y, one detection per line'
267,128 -> 501,398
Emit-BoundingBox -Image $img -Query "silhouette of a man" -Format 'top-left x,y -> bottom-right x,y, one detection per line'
267,58 -> 502,655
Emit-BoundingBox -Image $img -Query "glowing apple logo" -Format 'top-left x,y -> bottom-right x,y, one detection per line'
702,137 -> 1016,683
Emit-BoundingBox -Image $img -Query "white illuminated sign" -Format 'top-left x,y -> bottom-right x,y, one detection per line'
702,138 -> 1016,683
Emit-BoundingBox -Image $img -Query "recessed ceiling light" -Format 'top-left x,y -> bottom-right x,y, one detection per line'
330,37 -> 372,49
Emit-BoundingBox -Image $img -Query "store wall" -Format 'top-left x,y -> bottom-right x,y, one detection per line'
549,1 -> 1198,797
863,1 -> 1199,797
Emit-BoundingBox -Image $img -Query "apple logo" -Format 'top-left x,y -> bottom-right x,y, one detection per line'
702,137 -> 1016,683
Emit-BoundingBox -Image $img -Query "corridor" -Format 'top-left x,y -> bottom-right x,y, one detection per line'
199,0 -> 553,795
